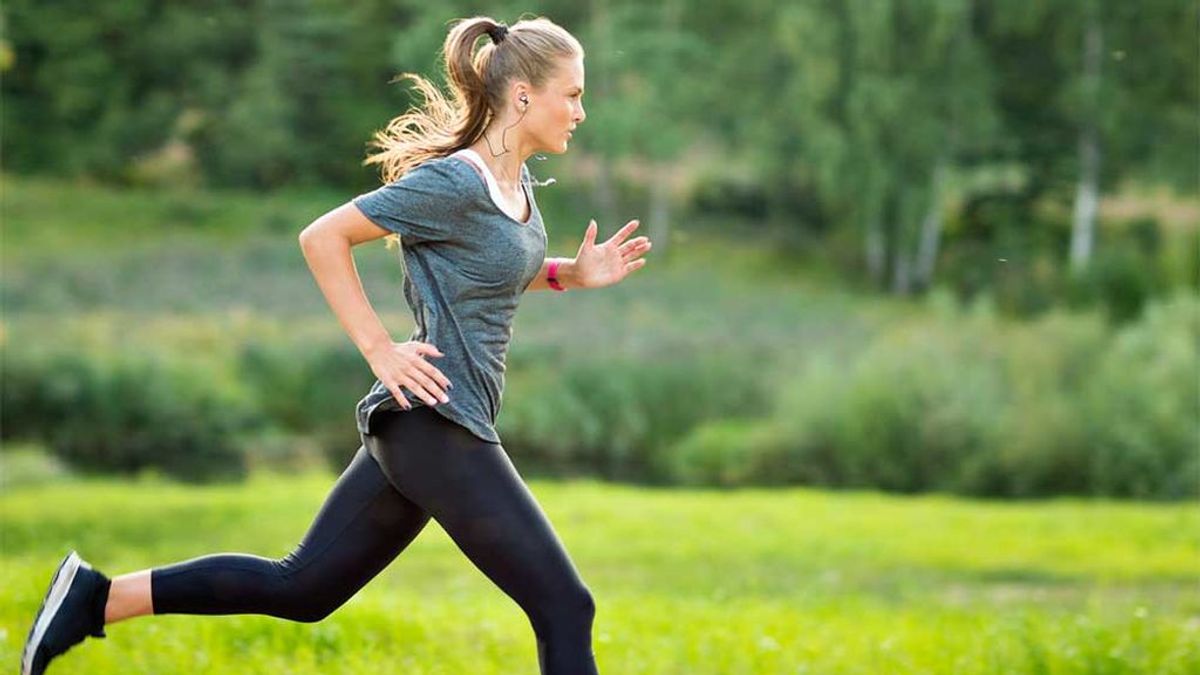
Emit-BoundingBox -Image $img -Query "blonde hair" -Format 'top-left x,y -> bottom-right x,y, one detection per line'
364,16 -> 582,184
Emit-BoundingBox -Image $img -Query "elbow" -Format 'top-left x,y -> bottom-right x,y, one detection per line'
299,224 -> 355,256
298,224 -> 319,249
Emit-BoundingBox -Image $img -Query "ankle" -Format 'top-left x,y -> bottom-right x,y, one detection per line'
90,574 -> 111,637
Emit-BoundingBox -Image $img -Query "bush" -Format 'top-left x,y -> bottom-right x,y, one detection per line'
760,315 -> 1006,494
663,418 -> 795,488
954,309 -> 1109,497
665,295 -> 1198,499
1083,294 -> 1200,499
0,443 -> 74,489
236,341 -> 375,468
2,349 -> 260,482
1067,247 -> 1159,323
499,348 -> 772,483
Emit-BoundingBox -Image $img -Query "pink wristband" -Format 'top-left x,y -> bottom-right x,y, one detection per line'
547,259 -> 567,291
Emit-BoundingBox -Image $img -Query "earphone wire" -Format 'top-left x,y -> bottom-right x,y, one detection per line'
524,172 -> 557,188
523,151 -> 556,188
484,102 -> 557,188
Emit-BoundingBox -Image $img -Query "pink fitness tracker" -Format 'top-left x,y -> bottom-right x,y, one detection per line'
547,258 -> 567,291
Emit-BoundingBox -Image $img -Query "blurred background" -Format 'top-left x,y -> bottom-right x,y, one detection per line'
2,2 -> 1198,673
3,0 -> 1195,496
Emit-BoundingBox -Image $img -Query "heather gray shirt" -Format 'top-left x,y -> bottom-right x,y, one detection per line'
351,154 -> 547,444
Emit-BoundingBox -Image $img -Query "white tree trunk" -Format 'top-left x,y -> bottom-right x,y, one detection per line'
890,248 -> 912,295
593,158 -> 619,227
866,217 -> 886,287
1070,16 -> 1103,273
1070,126 -> 1101,272
915,160 -> 947,289
649,169 -> 670,257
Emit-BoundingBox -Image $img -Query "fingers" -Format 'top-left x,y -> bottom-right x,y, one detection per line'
416,343 -> 445,358
382,342 -> 451,409
414,344 -> 451,394
606,219 -> 640,247
401,370 -> 450,406
414,357 -> 453,395
619,236 -> 652,260
583,219 -> 598,248
386,373 -> 448,409
385,381 -> 412,410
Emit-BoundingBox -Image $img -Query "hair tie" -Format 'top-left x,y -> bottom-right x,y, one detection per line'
486,23 -> 509,44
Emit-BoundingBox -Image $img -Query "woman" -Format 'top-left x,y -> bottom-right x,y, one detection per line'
21,15 -> 651,675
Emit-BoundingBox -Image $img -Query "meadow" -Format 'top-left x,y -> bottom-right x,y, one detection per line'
3,173 -> 1198,673
5,1 -> 1197,668
2,470 -> 1198,674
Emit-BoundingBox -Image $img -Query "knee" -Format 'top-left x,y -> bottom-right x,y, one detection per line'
269,562 -> 342,624
276,587 -> 341,623
285,603 -> 336,624
575,587 -> 596,623
540,584 -> 596,630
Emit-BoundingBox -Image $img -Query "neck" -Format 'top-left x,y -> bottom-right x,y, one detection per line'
470,121 -> 534,188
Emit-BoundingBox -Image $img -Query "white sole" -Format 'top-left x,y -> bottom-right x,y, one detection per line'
22,551 -> 82,675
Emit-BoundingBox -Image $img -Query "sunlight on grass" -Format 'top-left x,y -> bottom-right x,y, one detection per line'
2,474 -> 1196,673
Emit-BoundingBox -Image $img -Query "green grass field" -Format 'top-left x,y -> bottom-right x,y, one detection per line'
3,472 -> 1197,674
3,174 -> 1198,673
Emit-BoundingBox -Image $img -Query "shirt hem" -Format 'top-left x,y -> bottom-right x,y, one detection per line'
357,396 -> 501,445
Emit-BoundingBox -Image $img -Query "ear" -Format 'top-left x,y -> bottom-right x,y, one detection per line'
511,81 -> 532,108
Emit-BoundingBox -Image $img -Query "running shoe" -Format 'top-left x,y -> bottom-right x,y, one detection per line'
21,550 -> 110,675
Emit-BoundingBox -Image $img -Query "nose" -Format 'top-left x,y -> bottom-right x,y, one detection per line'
574,101 -> 586,124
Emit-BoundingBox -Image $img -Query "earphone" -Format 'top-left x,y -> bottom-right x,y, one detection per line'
519,94 -> 528,106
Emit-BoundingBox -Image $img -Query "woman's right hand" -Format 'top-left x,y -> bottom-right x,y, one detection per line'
363,340 -> 452,409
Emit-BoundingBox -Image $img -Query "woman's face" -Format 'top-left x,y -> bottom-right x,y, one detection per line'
524,55 -> 586,154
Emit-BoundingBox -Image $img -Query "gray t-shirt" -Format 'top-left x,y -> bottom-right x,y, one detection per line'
351,154 -> 547,444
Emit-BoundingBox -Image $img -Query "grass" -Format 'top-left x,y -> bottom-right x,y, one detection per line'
3,173 -> 1197,672
2,473 -> 1197,674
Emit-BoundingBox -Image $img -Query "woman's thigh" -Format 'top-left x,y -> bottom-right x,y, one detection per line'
364,407 -> 591,608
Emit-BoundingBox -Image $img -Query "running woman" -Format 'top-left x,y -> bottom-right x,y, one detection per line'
21,15 -> 652,675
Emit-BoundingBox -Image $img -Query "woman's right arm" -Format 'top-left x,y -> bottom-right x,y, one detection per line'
298,202 -> 452,408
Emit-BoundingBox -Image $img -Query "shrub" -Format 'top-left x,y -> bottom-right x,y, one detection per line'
663,418 -> 784,488
770,317 -> 1006,494
0,443 -> 74,489
667,295 -> 1198,499
236,341 -> 375,468
2,349 -> 260,482
499,348 -> 771,483
1083,293 -> 1200,499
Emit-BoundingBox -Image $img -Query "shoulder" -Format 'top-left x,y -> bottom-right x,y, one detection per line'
400,154 -> 474,188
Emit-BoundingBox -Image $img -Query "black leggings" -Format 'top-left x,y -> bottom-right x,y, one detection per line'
150,406 -> 599,674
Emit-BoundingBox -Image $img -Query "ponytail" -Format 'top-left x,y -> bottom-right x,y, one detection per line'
363,15 -> 583,184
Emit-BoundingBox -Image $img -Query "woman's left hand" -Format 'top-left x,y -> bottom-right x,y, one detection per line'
572,219 -> 652,289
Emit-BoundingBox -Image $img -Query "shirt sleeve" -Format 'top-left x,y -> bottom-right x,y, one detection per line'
352,159 -> 463,245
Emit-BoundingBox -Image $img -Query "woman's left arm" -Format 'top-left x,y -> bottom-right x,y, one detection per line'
526,219 -> 652,292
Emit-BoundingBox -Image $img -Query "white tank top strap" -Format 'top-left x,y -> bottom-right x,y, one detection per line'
450,148 -> 527,223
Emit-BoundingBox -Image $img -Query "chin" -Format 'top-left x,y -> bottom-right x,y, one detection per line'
534,136 -> 571,155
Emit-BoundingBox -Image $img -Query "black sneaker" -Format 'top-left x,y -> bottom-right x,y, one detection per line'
21,551 -> 111,675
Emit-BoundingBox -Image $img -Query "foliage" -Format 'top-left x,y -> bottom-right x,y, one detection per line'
667,293 -> 1199,499
1,348 -> 260,481
3,0 -> 1195,312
